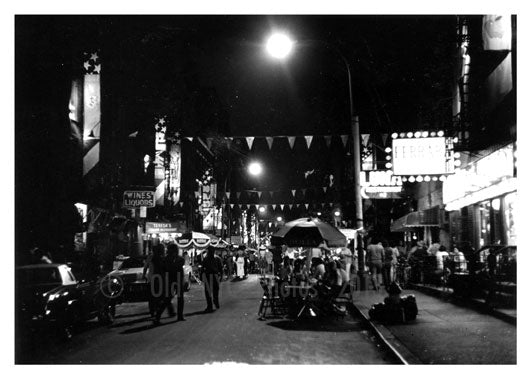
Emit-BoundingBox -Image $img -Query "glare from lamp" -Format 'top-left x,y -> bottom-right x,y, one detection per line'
266,32 -> 294,59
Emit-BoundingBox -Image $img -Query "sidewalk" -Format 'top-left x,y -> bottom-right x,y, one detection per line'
409,283 -> 516,324
350,288 -> 517,364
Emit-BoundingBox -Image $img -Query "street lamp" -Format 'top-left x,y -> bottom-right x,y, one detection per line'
265,32 -> 366,288
266,32 -> 294,59
248,161 -> 263,177
264,32 -> 363,231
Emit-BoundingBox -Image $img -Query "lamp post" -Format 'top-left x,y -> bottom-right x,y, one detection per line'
265,32 -> 366,286
221,161 -> 264,244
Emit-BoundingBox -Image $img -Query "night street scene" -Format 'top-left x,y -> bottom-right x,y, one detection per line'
13,10 -> 520,367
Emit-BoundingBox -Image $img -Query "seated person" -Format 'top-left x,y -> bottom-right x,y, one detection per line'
323,260 -> 343,298
311,257 -> 326,280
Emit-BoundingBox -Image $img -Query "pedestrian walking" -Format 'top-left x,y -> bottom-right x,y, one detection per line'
382,240 -> 396,289
153,243 -> 185,324
201,246 -> 223,312
143,244 -> 165,317
366,238 -> 384,291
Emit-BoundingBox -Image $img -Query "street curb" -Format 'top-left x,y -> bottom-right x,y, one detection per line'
350,298 -> 421,365
409,284 -> 517,326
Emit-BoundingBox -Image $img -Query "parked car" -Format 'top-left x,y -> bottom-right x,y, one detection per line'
16,263 -> 120,340
448,245 -> 516,306
107,256 -> 149,302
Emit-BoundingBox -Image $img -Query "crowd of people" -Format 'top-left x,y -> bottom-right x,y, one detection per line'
364,237 -> 468,291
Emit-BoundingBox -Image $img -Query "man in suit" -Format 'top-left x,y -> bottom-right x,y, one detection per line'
201,246 -> 223,312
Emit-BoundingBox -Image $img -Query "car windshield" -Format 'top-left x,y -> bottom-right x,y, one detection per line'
119,258 -> 144,269
18,267 -> 62,285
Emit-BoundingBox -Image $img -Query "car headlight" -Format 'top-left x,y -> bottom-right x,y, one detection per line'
48,293 -> 60,301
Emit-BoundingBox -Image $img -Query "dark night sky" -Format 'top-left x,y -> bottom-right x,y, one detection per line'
15,14 -> 457,245
92,15 -> 456,191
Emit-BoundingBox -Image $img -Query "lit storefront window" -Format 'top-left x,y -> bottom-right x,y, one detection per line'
504,192 -> 517,245
479,201 -> 491,247
479,197 -> 506,246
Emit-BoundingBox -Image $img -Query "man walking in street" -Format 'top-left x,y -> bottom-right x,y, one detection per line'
154,243 -> 185,324
202,246 -> 223,312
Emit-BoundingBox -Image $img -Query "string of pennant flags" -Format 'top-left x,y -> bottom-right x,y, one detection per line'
194,186 -> 335,201
181,133 -> 387,151
177,202 -> 346,211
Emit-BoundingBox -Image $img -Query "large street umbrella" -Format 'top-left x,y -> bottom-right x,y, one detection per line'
175,231 -> 211,249
270,218 -> 347,248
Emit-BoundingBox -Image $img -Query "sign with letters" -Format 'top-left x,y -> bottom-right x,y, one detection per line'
123,191 -> 155,208
392,137 -> 454,176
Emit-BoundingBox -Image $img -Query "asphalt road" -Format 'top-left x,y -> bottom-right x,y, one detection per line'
16,274 -> 399,364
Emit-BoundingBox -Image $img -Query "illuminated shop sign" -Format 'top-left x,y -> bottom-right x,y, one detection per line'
443,144 -> 515,211
392,137 -> 454,176
123,191 -> 155,208
360,170 -> 403,199
145,222 -> 179,233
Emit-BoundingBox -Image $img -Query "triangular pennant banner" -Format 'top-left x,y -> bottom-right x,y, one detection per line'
291,189 -> 296,197
288,136 -> 296,149
323,186 -> 327,194
246,137 -> 255,150
305,204 -> 309,209
289,204 -> 293,210
230,204 -> 234,209
225,192 -> 230,199
206,138 -> 213,149
186,137 -> 193,142
304,135 -> 313,149
341,135 -> 349,148
257,191 -> 262,199
179,202 -> 184,207
301,188 -> 307,196
381,133 -> 389,146
266,137 -> 274,150
321,203 -> 325,208
269,191 -> 274,198
280,204 -> 285,210
361,134 -> 370,147
236,192 -> 241,199
324,135 -> 332,148
272,204 -> 277,210
226,137 -> 233,149
329,202 -> 334,207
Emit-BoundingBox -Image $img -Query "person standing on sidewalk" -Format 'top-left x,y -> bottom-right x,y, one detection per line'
366,238 -> 384,291
382,240 -> 396,289
202,246 -> 223,312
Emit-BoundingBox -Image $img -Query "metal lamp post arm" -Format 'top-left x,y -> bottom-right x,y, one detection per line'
302,39 -> 363,231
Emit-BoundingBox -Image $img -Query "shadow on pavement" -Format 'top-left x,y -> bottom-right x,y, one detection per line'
114,311 -> 151,319
111,316 -> 153,328
184,309 -> 216,317
120,323 -> 159,334
266,317 -> 364,332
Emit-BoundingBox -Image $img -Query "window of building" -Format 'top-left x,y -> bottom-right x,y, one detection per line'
504,192 -> 516,245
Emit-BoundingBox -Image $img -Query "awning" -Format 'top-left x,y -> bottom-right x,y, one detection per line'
390,207 -> 441,232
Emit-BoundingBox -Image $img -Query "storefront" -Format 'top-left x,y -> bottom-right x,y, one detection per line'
390,206 -> 442,248
443,143 -> 516,250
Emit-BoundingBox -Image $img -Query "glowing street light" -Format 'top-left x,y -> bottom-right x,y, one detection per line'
276,216 -> 283,222
264,32 -> 363,233
265,32 -> 294,59
259,206 -> 266,213
248,161 -> 263,176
